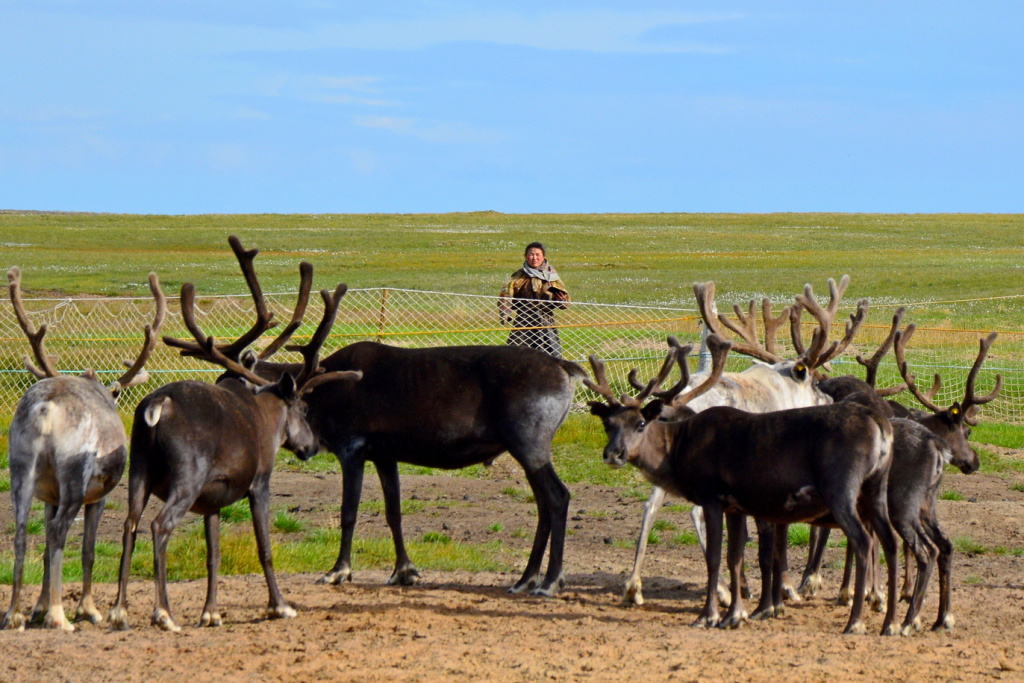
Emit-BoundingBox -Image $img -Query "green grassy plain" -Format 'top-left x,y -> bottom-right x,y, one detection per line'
2,211 -> 1022,329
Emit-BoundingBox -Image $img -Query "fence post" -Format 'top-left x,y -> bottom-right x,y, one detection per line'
376,288 -> 390,343
697,300 -> 717,373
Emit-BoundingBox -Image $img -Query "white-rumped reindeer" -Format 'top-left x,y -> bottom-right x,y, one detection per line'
3,267 -> 166,632
107,236 -> 361,632
620,276 -> 863,607
587,334 -> 901,635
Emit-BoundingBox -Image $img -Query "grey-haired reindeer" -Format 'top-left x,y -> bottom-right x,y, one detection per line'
3,267 -> 165,632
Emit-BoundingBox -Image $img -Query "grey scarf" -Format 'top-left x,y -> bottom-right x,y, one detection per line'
521,260 -> 560,282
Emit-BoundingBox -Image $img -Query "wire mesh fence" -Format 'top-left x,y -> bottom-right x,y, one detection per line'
0,287 -> 1018,424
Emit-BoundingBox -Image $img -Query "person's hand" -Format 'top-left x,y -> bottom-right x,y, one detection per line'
552,290 -> 568,302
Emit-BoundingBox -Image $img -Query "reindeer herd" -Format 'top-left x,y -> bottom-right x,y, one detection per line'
1,236 -> 1002,638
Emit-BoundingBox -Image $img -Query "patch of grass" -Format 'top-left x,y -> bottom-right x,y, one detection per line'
0,476 -> 9,493
963,575 -> 984,585
652,520 -> 676,533
787,524 -> 812,547
671,531 -> 699,546
273,511 -> 305,534
664,503 -> 692,514
219,500 -> 252,524
954,536 -> 988,555
977,447 -> 1024,475
487,523 -> 504,533
972,422 -> 1024,450
511,528 -> 529,539
1011,483 -> 1024,493
621,487 -> 652,502
501,487 -> 534,503
359,499 -> 427,515
646,532 -> 661,545
940,489 -> 966,501
585,510 -> 609,520
422,532 -> 451,544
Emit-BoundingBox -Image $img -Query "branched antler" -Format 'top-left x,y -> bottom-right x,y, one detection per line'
854,307 -> 907,397
7,266 -> 59,378
109,272 -> 168,396
693,282 -> 789,364
794,275 -> 868,369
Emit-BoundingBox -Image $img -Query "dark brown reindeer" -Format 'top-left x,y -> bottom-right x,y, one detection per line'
249,336 -> 588,596
107,237 -> 361,631
587,334 -> 901,635
800,322 -> 1000,634
3,267 -> 165,632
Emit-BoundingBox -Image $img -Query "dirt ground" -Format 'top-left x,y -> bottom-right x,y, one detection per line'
4,450 -> 1024,683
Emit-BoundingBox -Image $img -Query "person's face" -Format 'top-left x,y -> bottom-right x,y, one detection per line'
525,247 -> 545,268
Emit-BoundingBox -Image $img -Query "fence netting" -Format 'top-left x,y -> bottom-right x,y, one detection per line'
0,288 -> 1018,424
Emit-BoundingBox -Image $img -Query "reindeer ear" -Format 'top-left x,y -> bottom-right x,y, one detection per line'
641,399 -> 665,421
588,401 -> 611,418
792,362 -> 809,381
275,372 -> 298,398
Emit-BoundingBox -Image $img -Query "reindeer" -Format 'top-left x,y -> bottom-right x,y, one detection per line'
800,324 -> 1000,634
107,236 -> 361,632
3,267 -> 166,632
587,334 -> 900,635
620,277 -> 862,607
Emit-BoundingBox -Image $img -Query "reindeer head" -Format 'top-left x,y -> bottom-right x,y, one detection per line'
894,324 -> 1001,474
587,334 -> 732,468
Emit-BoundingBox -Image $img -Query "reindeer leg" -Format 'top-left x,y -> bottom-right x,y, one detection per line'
750,520 -> 776,620
75,497 -> 107,625
199,512 -> 222,627
518,461 -> 569,597
41,495 -> 80,632
719,513 -> 748,628
319,454 -> 365,585
249,479 -> 296,620
831,502 -> 872,635
623,486 -> 665,606
692,505 -> 732,606
150,487 -> 199,632
926,516 -> 956,631
109,460 -> 152,630
837,543 -> 855,606
862,471 -> 899,636
695,503 -> 724,628
799,525 -> 829,597
3,467 -> 35,631
30,503 -> 56,625
377,460 -> 419,586
896,518 -> 936,636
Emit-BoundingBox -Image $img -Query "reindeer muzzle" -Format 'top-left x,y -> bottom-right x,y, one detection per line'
603,446 -> 628,469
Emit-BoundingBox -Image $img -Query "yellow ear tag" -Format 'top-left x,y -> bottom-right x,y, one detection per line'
951,406 -> 960,416
795,363 -> 805,373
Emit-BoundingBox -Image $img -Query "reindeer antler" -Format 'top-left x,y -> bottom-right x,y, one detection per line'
962,332 -> 1002,424
7,266 -> 60,378
693,282 -> 789,364
109,272 -> 168,396
893,323 -> 949,413
164,235 -> 280,360
853,307 -> 907,397
794,275 -> 868,369
587,346 -> 678,408
627,336 -> 695,401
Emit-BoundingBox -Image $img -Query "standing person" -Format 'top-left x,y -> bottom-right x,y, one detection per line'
499,242 -> 571,358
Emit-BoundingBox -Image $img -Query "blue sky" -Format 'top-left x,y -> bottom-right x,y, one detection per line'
1,1 -> 1021,214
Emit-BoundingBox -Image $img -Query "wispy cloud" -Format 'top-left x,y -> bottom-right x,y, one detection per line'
354,116 -> 503,144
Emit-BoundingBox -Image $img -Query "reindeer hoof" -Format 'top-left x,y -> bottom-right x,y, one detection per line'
692,615 -> 720,629
76,602 -> 104,625
843,621 -> 867,635
932,614 -> 956,632
3,611 -> 27,631
531,575 -> 566,598
623,579 -> 644,606
719,611 -> 748,629
836,589 -> 854,607
267,605 -> 297,620
798,574 -> 823,597
199,611 -> 222,627
152,608 -> 182,633
317,569 -> 351,585
783,585 -> 802,603
508,575 -> 539,595
716,583 -> 733,608
387,566 -> 421,586
44,610 -> 75,633
108,608 -> 131,631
